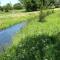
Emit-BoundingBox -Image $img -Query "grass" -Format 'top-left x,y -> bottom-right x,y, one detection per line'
2,10 -> 60,60
13,9 -> 60,46
0,11 -> 39,30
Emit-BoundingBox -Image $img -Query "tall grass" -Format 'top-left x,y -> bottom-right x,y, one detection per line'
0,11 -> 39,30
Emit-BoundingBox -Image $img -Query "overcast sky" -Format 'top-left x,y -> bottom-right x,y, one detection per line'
0,0 -> 19,5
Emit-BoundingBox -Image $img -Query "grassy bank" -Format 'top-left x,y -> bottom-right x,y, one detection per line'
0,11 -> 39,30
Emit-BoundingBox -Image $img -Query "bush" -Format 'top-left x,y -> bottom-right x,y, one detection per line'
39,9 -> 54,22
39,12 -> 46,22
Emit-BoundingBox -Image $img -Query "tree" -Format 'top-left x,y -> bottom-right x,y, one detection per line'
39,0 -> 46,22
0,6 -> 3,11
13,3 -> 23,10
19,0 -> 38,11
0,2 -> 3,11
3,3 -> 12,12
39,0 -> 55,22
54,0 -> 60,8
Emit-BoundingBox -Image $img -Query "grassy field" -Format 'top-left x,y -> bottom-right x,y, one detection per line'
13,9 -> 60,46
0,9 -> 60,59
0,11 -> 39,30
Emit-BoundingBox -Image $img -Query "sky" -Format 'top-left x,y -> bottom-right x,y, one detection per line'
0,0 -> 19,6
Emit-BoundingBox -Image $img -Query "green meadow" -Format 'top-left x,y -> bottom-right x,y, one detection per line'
0,9 -> 60,60
13,9 -> 60,46
0,0 -> 60,59
0,11 -> 39,30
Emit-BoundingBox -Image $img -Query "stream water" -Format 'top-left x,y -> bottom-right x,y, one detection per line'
0,22 -> 26,51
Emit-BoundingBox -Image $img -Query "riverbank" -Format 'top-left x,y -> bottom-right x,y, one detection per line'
0,11 -> 39,30
0,8 -> 59,30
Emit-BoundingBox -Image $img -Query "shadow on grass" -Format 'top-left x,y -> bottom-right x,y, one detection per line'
14,33 -> 60,60
0,32 -> 60,60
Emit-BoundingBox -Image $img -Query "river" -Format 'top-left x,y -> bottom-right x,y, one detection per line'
0,22 -> 26,51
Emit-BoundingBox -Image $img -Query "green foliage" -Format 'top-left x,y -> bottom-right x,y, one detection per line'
55,4 -> 60,8
4,3 -> 12,12
13,3 -> 23,10
19,0 -> 38,12
0,6 -> 3,11
25,0 -> 37,12
39,10 -> 53,22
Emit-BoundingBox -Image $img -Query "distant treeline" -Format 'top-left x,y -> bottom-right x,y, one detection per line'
0,0 -> 60,12
0,3 -> 23,12
18,0 -> 60,12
